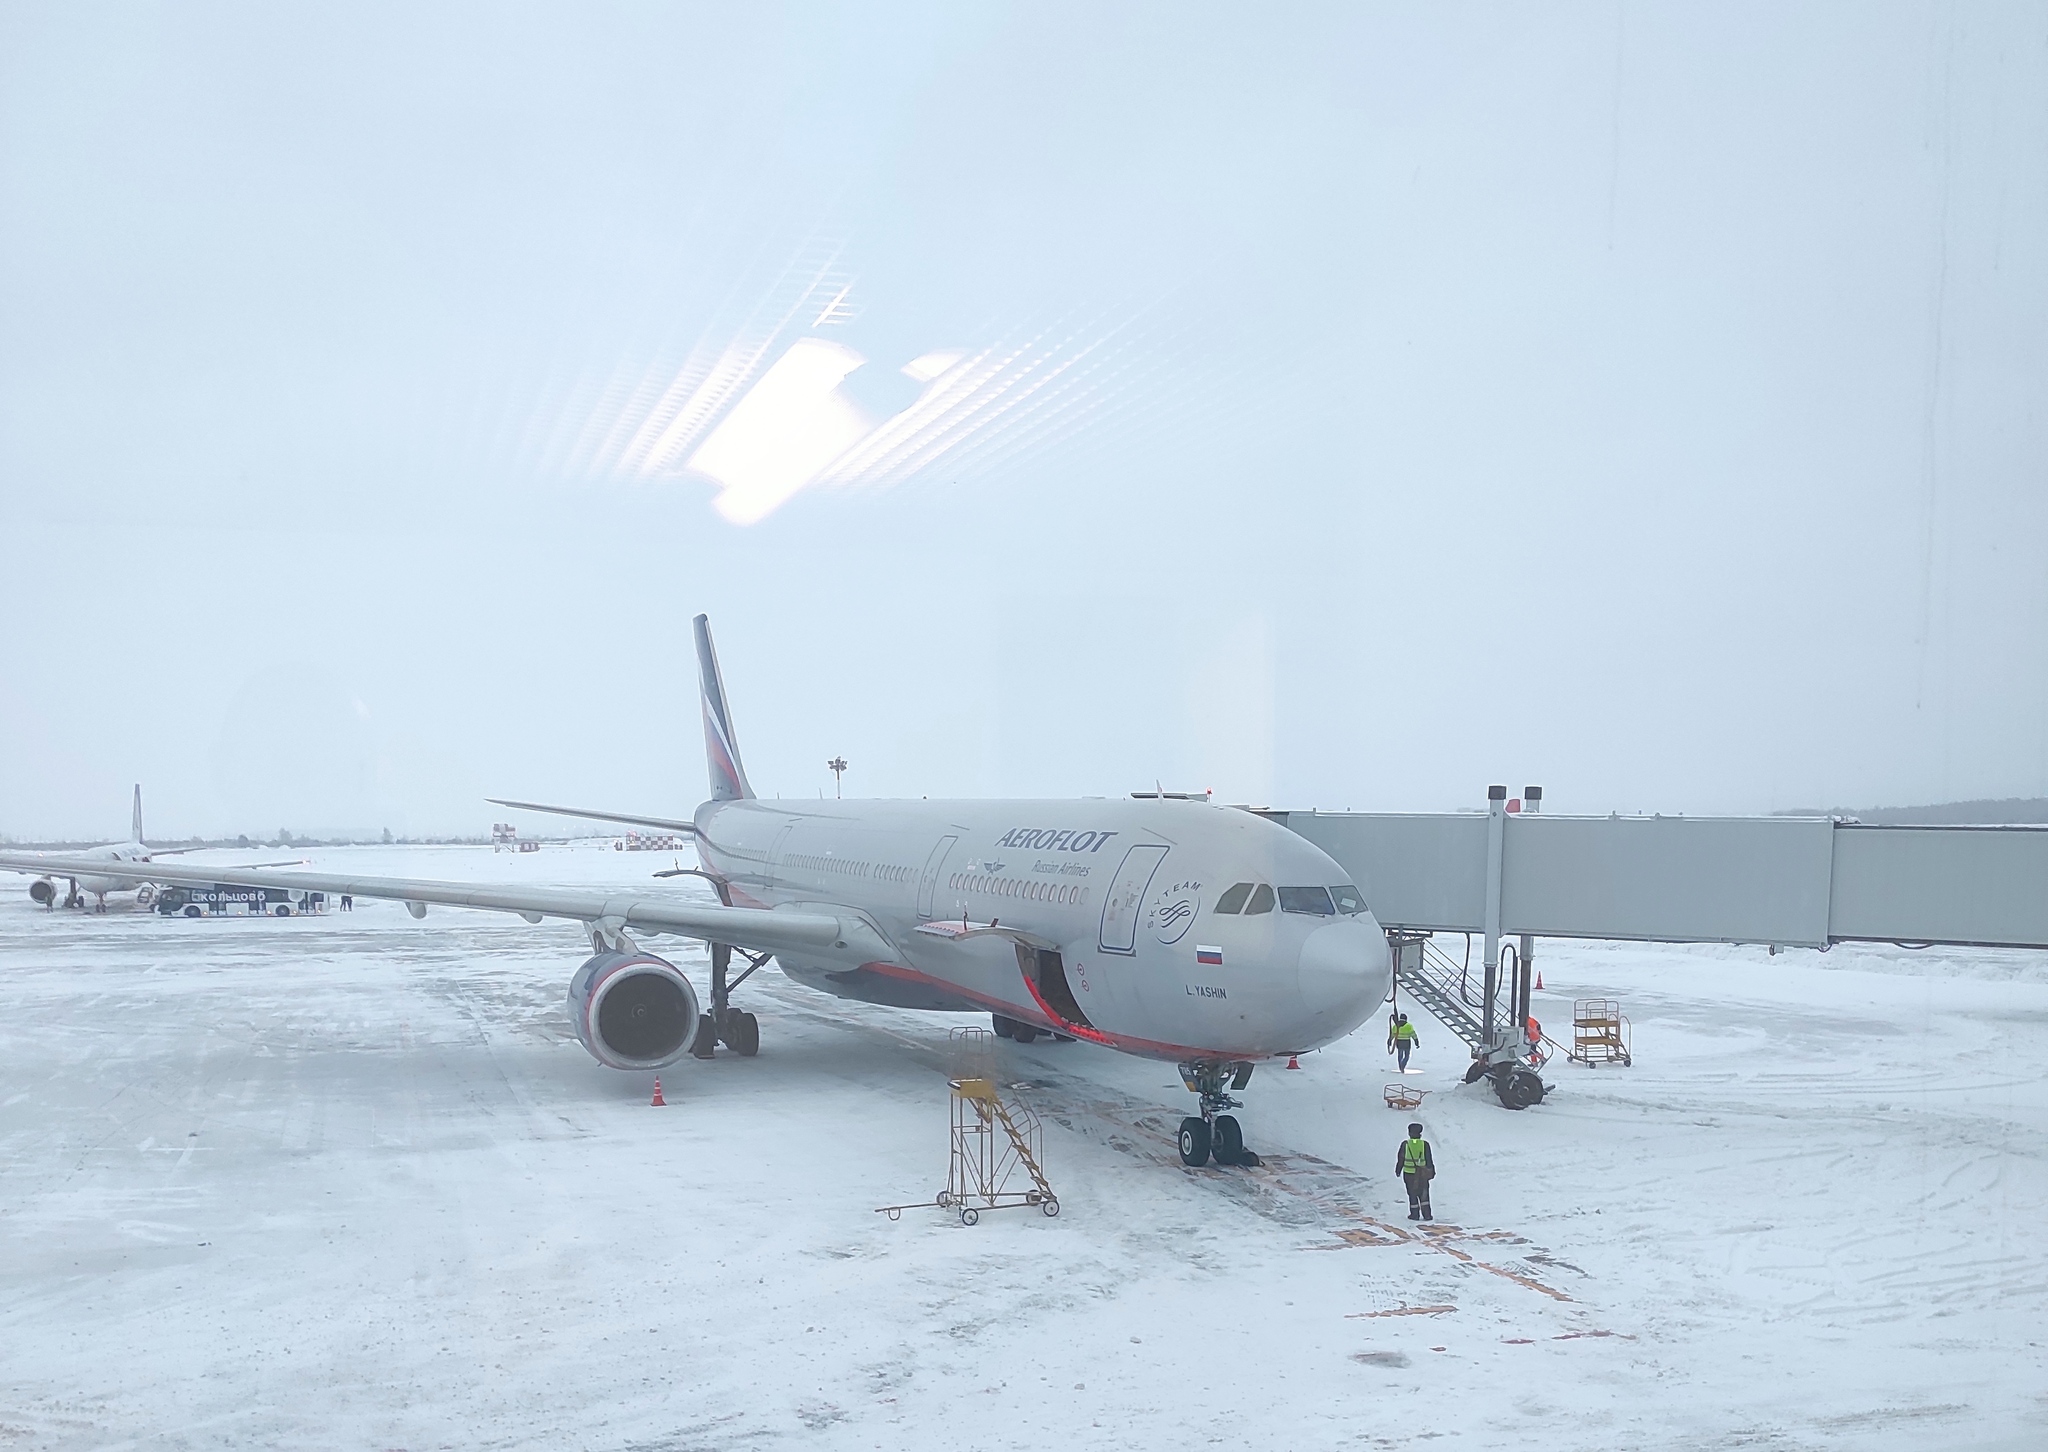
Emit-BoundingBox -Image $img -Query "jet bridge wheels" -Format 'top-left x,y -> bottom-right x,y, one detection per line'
1491,1065 -> 1547,1110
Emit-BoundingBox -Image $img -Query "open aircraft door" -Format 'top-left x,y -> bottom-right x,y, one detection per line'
916,835 -> 958,920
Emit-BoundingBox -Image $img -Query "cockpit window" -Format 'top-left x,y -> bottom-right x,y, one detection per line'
1278,886 -> 1336,916
1331,883 -> 1367,915
1214,882 -> 1254,915
1243,883 -> 1275,914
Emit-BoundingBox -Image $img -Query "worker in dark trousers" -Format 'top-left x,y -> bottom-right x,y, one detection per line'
1388,1012 -> 1418,1071
1395,1122 -> 1435,1221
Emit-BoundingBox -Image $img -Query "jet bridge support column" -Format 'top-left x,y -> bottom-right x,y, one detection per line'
1482,785 -> 1507,1047
1515,786 -> 1542,1035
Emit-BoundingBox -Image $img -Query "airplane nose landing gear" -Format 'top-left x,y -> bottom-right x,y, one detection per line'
1176,1061 -> 1260,1167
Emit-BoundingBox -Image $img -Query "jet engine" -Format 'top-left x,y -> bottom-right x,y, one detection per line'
28,878 -> 55,907
567,950 -> 701,1071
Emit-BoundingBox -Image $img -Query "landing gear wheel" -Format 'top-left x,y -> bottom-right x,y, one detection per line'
690,1015 -> 718,1059
1011,1023 -> 1040,1044
727,1010 -> 760,1058
1493,1066 -> 1546,1110
1041,1197 -> 1060,1217
991,1014 -> 1014,1039
1178,1117 -> 1212,1167
959,1206 -> 979,1227
1212,1114 -> 1245,1165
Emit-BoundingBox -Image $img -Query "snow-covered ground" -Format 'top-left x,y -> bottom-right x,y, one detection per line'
2,843 -> 2044,1450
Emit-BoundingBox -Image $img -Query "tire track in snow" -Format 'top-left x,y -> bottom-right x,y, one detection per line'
756,976 -> 1580,1305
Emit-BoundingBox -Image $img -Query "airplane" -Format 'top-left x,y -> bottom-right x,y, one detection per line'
0,618 -> 1390,1167
9,786 -> 211,912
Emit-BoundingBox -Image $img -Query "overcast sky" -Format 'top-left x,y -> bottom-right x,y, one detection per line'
2,2 -> 2044,839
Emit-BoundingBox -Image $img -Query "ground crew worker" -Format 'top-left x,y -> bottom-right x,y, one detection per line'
340,893 -> 353,912
1388,1012 -> 1418,1071
1395,1121 -> 1435,1221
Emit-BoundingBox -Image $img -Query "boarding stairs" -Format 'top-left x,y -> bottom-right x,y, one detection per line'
964,1087 -> 1058,1206
1387,932 -> 1489,1052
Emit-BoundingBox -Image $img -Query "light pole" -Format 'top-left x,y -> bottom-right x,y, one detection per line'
828,757 -> 847,799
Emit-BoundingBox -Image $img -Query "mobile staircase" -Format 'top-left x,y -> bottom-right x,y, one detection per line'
1386,931 -> 1548,1109
877,1027 -> 1061,1226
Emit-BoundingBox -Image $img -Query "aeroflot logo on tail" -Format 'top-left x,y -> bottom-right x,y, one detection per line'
994,828 -> 1120,852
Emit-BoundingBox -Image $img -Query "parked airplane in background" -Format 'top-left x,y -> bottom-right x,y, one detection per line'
10,787 -> 208,911
0,619 -> 1390,1166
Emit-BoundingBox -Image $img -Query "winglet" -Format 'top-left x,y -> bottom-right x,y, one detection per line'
694,615 -> 754,801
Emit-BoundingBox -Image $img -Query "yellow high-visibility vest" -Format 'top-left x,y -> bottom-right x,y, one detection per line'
1393,1022 -> 1417,1042
1401,1137 -> 1429,1174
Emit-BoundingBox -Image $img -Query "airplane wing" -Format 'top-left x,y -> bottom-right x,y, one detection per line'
0,850 -> 843,959
486,799 -> 700,835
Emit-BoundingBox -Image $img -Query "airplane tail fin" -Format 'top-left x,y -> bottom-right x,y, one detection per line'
132,785 -> 144,846
694,615 -> 754,802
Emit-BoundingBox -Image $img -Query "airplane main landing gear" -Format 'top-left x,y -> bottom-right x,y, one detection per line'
693,942 -> 767,1059
1175,1060 -> 1260,1168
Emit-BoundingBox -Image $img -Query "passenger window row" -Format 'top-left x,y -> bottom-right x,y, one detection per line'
786,854 -> 913,884
949,872 -> 1088,907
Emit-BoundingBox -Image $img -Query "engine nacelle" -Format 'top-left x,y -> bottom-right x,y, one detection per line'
28,878 -> 55,907
567,950 -> 700,1071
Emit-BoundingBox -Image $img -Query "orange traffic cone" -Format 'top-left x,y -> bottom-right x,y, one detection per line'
650,1078 -> 666,1107
1286,1054 -> 1301,1070
1534,972 -> 1544,991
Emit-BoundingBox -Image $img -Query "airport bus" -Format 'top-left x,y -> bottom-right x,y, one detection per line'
155,883 -> 325,918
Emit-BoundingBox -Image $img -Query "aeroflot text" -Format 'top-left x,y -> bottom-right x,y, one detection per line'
993,829 -> 1120,852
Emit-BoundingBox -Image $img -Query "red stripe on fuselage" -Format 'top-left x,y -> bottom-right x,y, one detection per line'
857,959 -> 1261,1063
700,860 -> 1265,1062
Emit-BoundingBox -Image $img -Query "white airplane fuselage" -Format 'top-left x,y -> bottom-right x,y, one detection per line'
696,794 -> 1389,1063
31,841 -> 154,907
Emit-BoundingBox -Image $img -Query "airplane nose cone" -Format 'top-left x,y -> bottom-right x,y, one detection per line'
1297,917 -> 1390,1040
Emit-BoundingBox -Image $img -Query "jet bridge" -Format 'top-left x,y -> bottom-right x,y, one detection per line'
1265,789 -> 2048,1106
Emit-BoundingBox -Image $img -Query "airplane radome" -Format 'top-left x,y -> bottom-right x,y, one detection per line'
0,615 -> 1388,1169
